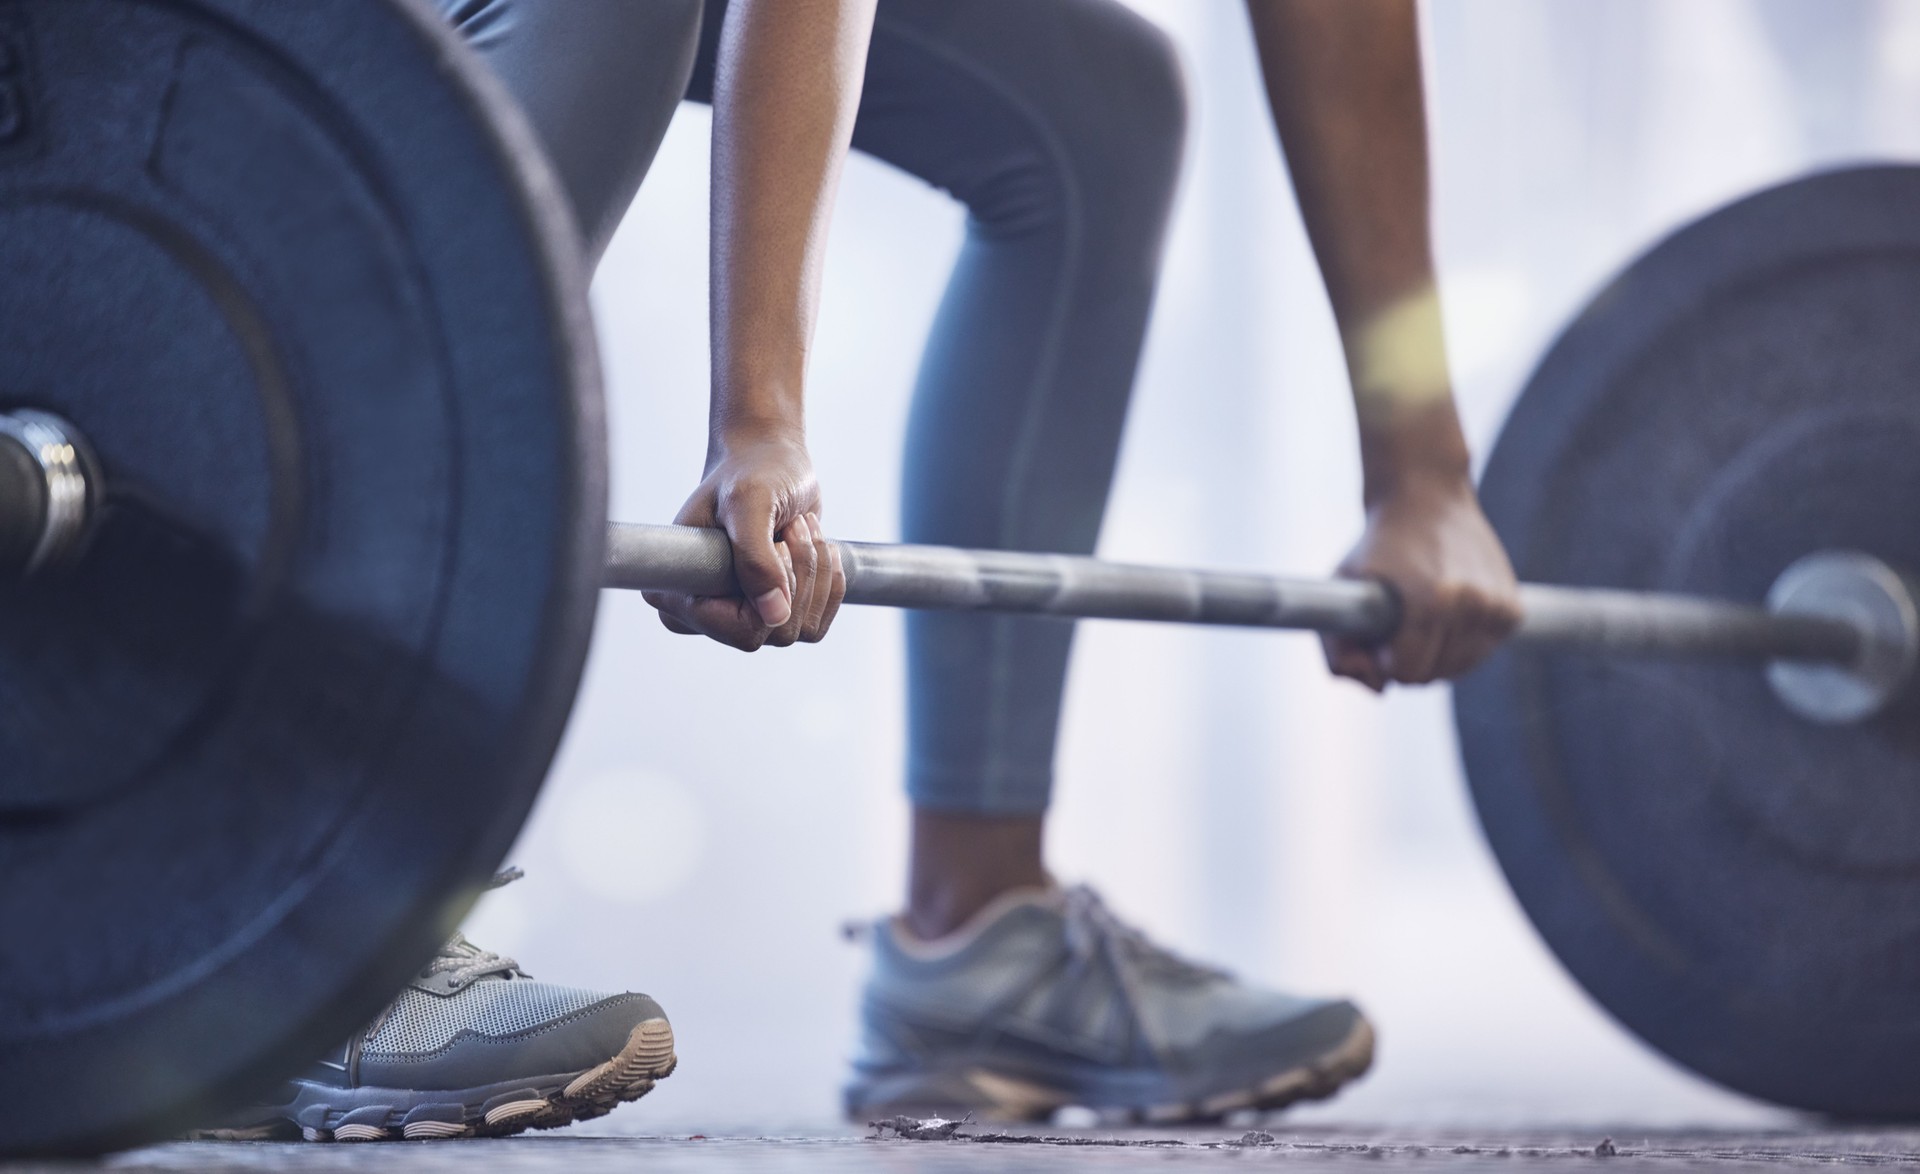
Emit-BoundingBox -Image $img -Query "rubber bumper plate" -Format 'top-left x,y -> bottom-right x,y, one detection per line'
1457,165 -> 1920,1117
0,0 -> 604,1154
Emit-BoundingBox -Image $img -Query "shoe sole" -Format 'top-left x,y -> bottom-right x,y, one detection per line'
1179,1016 -> 1375,1122
190,1017 -> 677,1142
849,1014 -> 1375,1126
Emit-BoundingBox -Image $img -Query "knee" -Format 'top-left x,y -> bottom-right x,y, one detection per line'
1100,9 -> 1189,185
1063,3 -> 1188,203
878,0 -> 1186,240
590,0 -> 705,61
661,0 -> 708,44
437,0 -> 704,58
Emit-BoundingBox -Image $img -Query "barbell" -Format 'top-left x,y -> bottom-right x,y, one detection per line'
6,432 -> 1913,721
3,0 -> 1919,1155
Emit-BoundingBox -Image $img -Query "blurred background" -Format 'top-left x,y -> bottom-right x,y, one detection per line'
463,0 -> 1920,1131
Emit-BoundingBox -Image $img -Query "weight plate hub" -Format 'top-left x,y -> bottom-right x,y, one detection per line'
1458,165 -> 1920,1117
0,0 -> 605,1155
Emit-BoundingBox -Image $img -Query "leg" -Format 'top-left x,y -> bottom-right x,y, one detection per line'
907,809 -> 1046,941
189,4 -> 704,1143
434,0 -> 706,268
820,5 -> 1374,1122
864,1 -> 1188,935
889,0 -> 1184,822
687,1 -> 1182,934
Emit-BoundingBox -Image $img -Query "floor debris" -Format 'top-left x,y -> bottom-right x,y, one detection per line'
867,1114 -> 970,1141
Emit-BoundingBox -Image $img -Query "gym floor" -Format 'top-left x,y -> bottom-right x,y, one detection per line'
23,1123 -> 1920,1173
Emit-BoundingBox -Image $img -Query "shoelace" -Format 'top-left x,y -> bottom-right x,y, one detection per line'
363,870 -> 525,1041
420,933 -> 521,987
1060,884 -> 1228,987
418,868 -> 525,986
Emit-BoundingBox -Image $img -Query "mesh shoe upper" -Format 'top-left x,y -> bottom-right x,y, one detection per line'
303,874 -> 666,1092
198,871 -> 675,1142
363,974 -> 615,1057
850,885 -> 1369,1113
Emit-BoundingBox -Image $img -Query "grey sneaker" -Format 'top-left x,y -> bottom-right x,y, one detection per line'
195,876 -> 676,1142
844,885 -> 1373,1124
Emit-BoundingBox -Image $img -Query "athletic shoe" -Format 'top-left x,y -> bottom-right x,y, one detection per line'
193,873 -> 675,1142
844,884 -> 1372,1123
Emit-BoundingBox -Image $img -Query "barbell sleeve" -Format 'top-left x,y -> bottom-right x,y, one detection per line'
603,522 -> 1865,666
0,425 -> 48,576
0,411 -> 93,576
1515,582 -> 1860,663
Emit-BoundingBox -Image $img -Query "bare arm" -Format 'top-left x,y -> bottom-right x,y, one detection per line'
1247,0 -> 1518,686
710,0 -> 872,440
648,0 -> 875,650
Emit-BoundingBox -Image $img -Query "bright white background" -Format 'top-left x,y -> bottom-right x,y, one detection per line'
465,0 -> 1920,1131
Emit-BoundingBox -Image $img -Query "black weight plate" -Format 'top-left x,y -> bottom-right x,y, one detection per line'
1458,165 -> 1920,1117
0,0 -> 604,1154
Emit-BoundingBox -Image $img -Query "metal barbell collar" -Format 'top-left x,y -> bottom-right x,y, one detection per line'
0,409 -> 95,575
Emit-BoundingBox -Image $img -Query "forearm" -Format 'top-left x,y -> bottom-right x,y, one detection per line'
1246,0 -> 1467,502
708,0 -> 876,455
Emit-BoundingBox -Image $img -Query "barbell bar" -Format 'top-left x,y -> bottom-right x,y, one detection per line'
607,523 -> 1917,724
7,409 -> 1913,725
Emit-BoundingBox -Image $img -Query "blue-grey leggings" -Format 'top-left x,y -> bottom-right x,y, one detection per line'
435,0 -> 1187,815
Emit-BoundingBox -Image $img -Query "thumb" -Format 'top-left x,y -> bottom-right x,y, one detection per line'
720,487 -> 792,626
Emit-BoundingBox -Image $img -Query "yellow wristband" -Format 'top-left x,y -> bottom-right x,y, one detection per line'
1351,285 -> 1452,417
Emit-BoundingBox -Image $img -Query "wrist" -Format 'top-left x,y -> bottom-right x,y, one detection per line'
709,402 -> 805,455
1359,405 -> 1474,507
1364,464 -> 1475,513
1343,285 -> 1452,419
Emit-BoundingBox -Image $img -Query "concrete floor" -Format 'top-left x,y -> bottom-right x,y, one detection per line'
17,1123 -> 1920,1174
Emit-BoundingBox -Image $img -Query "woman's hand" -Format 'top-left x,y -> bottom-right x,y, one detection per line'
1324,471 -> 1521,690
644,429 -> 846,651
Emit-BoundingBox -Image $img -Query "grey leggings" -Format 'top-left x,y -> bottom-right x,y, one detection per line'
436,0 -> 1187,815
